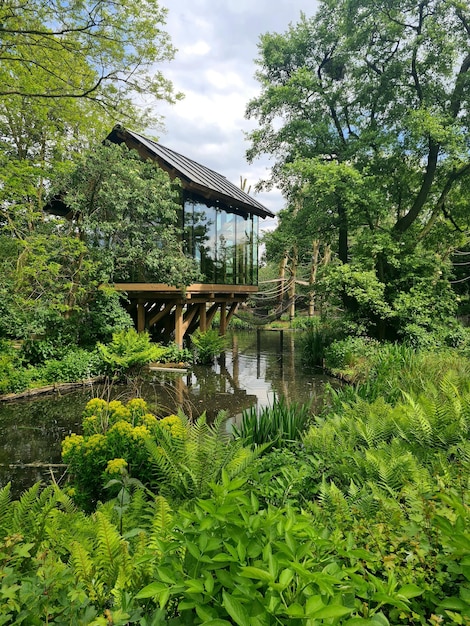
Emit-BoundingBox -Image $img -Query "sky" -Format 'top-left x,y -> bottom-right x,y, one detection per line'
154,0 -> 319,232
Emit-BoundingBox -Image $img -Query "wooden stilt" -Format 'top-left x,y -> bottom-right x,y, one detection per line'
219,302 -> 227,336
199,303 -> 207,332
137,301 -> 146,332
175,304 -> 183,348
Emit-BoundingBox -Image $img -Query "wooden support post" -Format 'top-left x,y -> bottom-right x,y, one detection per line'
137,301 -> 146,332
175,304 -> 183,348
199,303 -> 207,332
219,302 -> 227,336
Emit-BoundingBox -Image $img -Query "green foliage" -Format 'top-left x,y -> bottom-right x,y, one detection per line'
300,323 -> 341,367
247,1 -> 470,338
98,328 -> 165,378
37,348 -> 104,383
61,141 -> 200,287
78,289 -> 134,347
145,411 -> 260,505
0,0 -> 180,119
246,446 -> 319,507
324,339 -> 470,403
190,328 -> 226,364
290,315 -> 320,330
0,342 -> 35,394
233,395 -> 313,448
154,343 -> 193,365
62,397 -> 160,509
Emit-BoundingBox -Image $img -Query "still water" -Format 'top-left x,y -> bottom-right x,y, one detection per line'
0,330 -> 333,495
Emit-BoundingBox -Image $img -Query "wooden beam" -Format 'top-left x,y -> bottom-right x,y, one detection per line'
206,303 -> 219,328
226,302 -> 238,326
182,304 -> 199,335
148,302 -> 174,328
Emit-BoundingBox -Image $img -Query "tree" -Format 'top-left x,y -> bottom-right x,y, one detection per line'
0,0 -> 180,117
58,141 -> 201,287
246,0 -> 470,340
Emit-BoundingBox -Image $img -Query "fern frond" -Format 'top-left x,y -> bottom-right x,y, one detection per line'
69,539 -> 94,585
153,495 -> 173,535
0,483 -> 12,537
93,511 -> 122,585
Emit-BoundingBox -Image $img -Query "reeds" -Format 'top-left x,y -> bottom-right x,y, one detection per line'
233,395 -> 313,447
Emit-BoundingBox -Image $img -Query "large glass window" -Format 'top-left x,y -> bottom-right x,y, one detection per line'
183,198 -> 259,285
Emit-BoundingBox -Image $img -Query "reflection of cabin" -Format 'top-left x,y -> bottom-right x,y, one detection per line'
105,125 -> 274,347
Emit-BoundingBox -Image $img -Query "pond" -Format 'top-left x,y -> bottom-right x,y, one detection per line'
0,330 -> 335,496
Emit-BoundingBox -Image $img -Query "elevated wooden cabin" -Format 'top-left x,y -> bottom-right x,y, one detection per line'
104,125 -> 274,347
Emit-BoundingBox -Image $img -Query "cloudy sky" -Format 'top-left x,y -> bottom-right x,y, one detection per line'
155,0 -> 319,231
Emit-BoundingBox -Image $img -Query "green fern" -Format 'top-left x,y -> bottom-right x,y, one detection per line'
146,411 -> 262,504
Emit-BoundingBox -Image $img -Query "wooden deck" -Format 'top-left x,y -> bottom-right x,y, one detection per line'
114,283 -> 257,347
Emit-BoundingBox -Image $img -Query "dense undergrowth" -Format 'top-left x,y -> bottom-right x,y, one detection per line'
1,327 -> 470,624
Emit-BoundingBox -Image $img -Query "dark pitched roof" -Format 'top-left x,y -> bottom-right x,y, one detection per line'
107,125 -> 274,219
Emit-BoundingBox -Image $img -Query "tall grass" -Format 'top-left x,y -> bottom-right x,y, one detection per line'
300,326 -> 340,367
233,395 -> 313,447
325,339 -> 470,406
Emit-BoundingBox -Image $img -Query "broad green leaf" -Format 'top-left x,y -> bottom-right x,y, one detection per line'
397,584 -> 423,599
286,603 -> 304,617
240,566 -> 273,582
135,582 -> 169,599
305,595 -> 324,615
222,590 -> 250,626
185,578 -> 205,594
313,605 -> 354,619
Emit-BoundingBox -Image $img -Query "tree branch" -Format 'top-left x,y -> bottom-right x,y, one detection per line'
394,137 -> 440,233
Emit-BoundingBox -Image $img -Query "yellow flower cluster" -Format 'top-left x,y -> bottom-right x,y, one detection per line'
159,414 -> 186,438
141,413 -> 158,427
83,398 -> 108,417
105,458 -> 128,475
82,415 -> 100,436
127,398 -> 149,416
84,434 -> 106,455
109,420 -> 134,438
108,401 -> 131,424
61,434 -> 84,460
131,424 -> 150,441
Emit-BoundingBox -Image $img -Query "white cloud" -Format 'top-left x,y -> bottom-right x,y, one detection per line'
180,40 -> 211,58
153,0 -> 319,220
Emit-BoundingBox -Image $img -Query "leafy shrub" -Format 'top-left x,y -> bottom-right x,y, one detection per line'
190,328 -> 226,364
156,342 -> 192,365
290,315 -> 320,330
300,326 -> 337,367
20,337 -> 60,365
246,446 -> 319,507
233,395 -> 313,448
324,335 -> 380,372
78,288 -> 133,347
98,328 -> 165,378
37,348 -> 104,382
0,354 -> 35,394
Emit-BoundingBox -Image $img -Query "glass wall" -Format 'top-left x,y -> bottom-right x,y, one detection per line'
183,199 -> 259,285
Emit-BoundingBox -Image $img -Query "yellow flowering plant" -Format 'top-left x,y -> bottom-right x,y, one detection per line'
61,396 -> 182,510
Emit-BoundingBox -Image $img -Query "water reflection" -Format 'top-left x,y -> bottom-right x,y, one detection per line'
0,330 -> 334,495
